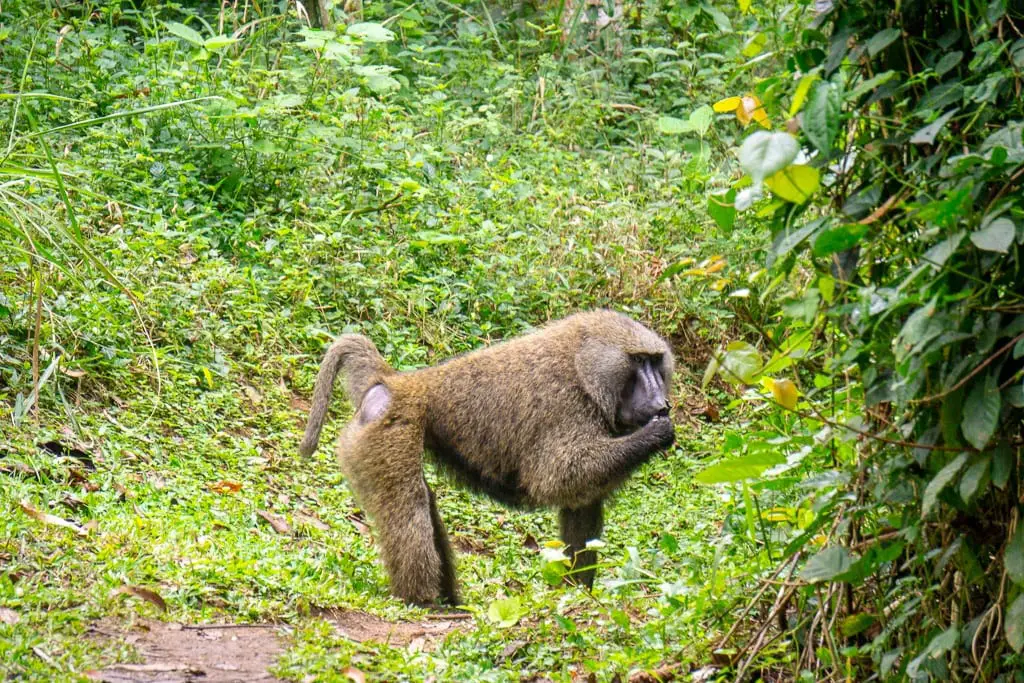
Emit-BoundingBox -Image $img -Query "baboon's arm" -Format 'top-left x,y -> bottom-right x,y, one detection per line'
538,416 -> 675,505
560,501 -> 603,589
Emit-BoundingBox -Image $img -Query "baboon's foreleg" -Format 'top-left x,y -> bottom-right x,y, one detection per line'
559,501 -> 603,588
340,420 -> 458,605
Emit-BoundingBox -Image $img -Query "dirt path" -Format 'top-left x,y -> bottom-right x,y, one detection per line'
86,611 -> 465,682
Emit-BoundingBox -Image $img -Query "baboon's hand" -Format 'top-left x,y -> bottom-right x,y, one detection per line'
645,414 -> 675,450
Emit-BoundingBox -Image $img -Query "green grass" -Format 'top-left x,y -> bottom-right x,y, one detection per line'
0,2 -> 769,680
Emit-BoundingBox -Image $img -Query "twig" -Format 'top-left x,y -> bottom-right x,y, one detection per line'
912,331 -> 1024,404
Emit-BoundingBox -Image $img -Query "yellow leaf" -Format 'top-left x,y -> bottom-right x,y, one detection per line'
736,95 -> 770,129
765,164 -> 820,203
683,267 -> 706,276
711,278 -> 731,291
742,33 -> 767,58
713,96 -> 741,113
788,74 -> 819,117
738,0 -> 752,12
771,378 -> 799,410
705,260 -> 727,274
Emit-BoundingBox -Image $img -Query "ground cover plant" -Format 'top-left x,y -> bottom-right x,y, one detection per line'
1,0 -> 1023,681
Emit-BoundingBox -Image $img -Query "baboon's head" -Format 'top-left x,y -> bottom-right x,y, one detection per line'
575,314 -> 673,434
615,354 -> 670,430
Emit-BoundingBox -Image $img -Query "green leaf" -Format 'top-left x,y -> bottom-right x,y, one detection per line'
958,456 -> 990,504
935,51 -> 963,76
866,27 -> 901,56
165,21 -> 204,46
204,35 -> 239,50
657,116 -> 688,134
1006,522 -> 1024,586
720,340 -> 763,384
961,373 -> 1000,450
701,354 -> 720,391
688,105 -> 714,136
486,596 -> 528,627
801,546 -> 854,583
789,74 -> 819,116
921,452 -> 969,518
992,443 -> 1013,489
738,131 -> 799,183
695,452 -> 785,484
765,165 -> 820,204
1007,594 -> 1024,652
910,108 -> 958,145
347,22 -> 396,43
840,613 -> 878,637
970,217 -> 1015,253
802,81 -> 841,154
708,189 -> 736,232
922,231 -> 965,269
812,223 -> 869,257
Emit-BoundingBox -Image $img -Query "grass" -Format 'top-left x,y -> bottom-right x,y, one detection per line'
0,2 -> 768,680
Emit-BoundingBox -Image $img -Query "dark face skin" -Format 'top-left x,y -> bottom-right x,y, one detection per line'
616,355 -> 669,431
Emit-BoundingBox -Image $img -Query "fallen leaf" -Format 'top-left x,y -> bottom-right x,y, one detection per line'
347,513 -> 371,535
256,510 -> 291,534
0,607 -> 20,624
111,585 -> 168,612
19,500 -> 87,536
344,667 -> 367,683
294,512 -> 330,531
210,480 -> 243,494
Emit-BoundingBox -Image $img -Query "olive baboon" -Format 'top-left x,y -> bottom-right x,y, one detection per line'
299,310 -> 675,604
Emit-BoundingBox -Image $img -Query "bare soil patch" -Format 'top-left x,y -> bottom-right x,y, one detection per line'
87,619 -> 284,683
317,608 -> 467,648
86,611 -> 464,681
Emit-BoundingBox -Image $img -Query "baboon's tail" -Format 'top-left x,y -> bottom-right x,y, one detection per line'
299,334 -> 393,456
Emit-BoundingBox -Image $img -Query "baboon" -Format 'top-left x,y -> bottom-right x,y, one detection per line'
299,310 -> 675,605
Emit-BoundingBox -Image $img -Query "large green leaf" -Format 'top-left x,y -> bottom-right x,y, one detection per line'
910,108 -> 958,145
1008,594 -> 1024,652
801,546 -> 854,583
738,131 -> 799,183
970,217 -> 1016,253
719,340 -> 763,384
921,452 -> 969,518
165,21 -> 204,46
958,455 -> 990,504
708,189 -> 736,232
486,596 -> 528,627
695,452 -> 784,484
812,223 -> 869,257
802,81 -> 840,154
961,373 -> 1001,450
347,22 -> 396,43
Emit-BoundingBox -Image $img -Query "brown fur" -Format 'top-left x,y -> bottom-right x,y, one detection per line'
299,310 -> 675,604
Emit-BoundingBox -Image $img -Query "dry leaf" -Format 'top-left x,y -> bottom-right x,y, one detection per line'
256,510 -> 291,534
210,480 -> 243,494
347,513 -> 371,535
344,667 -> 367,683
19,500 -> 87,536
111,585 -> 168,612
0,607 -> 20,624
294,513 -> 330,531
242,385 -> 263,405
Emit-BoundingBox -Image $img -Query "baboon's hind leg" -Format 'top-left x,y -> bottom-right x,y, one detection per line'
341,420 -> 458,605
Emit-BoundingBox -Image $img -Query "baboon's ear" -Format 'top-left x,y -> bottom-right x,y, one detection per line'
575,338 -> 631,427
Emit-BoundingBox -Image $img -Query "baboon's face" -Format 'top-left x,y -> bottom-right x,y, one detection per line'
615,355 -> 670,431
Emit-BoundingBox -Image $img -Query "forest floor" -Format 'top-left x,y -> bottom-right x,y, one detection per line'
0,4 -> 764,682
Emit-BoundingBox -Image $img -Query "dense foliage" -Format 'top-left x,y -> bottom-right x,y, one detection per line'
1,0 -> 1023,681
